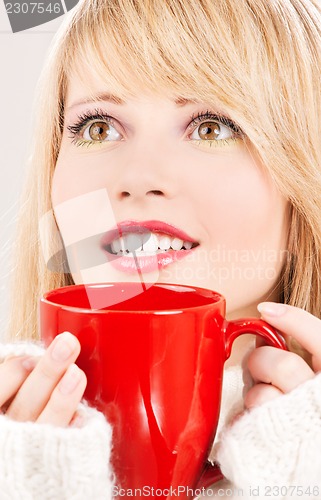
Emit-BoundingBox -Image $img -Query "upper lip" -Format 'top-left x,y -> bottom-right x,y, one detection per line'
100,220 -> 199,248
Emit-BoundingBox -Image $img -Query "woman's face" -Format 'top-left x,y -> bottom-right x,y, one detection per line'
52,72 -> 289,320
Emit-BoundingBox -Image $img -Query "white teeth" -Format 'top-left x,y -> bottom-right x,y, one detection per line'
171,237 -> 184,250
123,234 -> 143,252
109,232 -> 196,254
142,234 -> 159,252
159,236 -> 171,251
111,237 -> 123,253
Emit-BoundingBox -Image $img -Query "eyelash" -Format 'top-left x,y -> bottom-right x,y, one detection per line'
67,108 -> 243,147
67,109 -> 116,146
189,111 -> 242,135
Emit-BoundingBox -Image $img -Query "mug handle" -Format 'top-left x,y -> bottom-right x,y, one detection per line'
196,317 -> 288,490
223,317 -> 288,359
197,460 -> 224,489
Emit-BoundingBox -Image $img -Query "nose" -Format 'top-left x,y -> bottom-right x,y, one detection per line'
120,188 -> 165,199
111,152 -> 175,201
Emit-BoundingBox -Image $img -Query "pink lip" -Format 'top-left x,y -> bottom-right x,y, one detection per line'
107,249 -> 195,274
100,220 -> 199,275
100,220 -> 198,248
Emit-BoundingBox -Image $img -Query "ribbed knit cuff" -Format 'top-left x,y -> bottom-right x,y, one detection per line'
0,405 -> 114,500
216,373 -> 321,494
0,341 -> 45,361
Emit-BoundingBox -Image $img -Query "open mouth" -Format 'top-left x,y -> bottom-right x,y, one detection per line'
100,220 -> 200,273
104,231 -> 199,256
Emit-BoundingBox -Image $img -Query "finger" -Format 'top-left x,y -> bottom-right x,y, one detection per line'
37,364 -> 87,427
6,332 -> 80,422
257,303 -> 321,369
0,356 -> 37,407
69,409 -> 87,428
244,383 -> 283,409
247,346 -> 314,393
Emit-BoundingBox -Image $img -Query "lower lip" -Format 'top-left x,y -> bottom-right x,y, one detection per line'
103,249 -> 194,274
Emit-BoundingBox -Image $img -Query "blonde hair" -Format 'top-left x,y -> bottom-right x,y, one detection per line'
7,0 -> 321,341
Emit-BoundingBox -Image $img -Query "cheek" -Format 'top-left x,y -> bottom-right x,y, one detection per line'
52,150 -> 82,207
51,148 -> 117,247
51,147 -> 108,206
52,188 -> 117,247
196,153 -> 287,252
183,150 -> 288,312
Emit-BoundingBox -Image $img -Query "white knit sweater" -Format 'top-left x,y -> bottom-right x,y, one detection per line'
0,342 -> 320,500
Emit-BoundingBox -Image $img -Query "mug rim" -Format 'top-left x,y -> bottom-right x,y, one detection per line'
40,282 -> 225,314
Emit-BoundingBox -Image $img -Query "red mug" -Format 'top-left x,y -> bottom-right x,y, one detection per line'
40,282 -> 287,498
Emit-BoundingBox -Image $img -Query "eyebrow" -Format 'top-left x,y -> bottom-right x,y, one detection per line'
67,93 -> 194,111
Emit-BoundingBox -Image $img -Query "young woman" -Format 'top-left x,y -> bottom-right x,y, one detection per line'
1,0 -> 321,497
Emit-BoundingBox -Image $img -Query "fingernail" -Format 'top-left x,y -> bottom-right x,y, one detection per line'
59,364 -> 82,395
51,332 -> 77,362
257,302 -> 287,317
21,356 -> 38,371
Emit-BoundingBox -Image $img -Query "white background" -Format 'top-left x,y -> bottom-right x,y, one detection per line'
0,4 -> 65,337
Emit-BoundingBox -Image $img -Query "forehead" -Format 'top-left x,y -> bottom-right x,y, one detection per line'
65,70 -> 113,104
64,68 -> 211,112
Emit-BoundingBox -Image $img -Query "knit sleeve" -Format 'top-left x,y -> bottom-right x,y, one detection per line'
0,340 -> 45,360
0,342 -> 115,499
0,406 -> 114,500
215,373 -> 321,498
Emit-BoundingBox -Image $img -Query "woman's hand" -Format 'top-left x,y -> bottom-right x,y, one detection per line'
0,332 -> 87,426
245,303 -> 320,408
